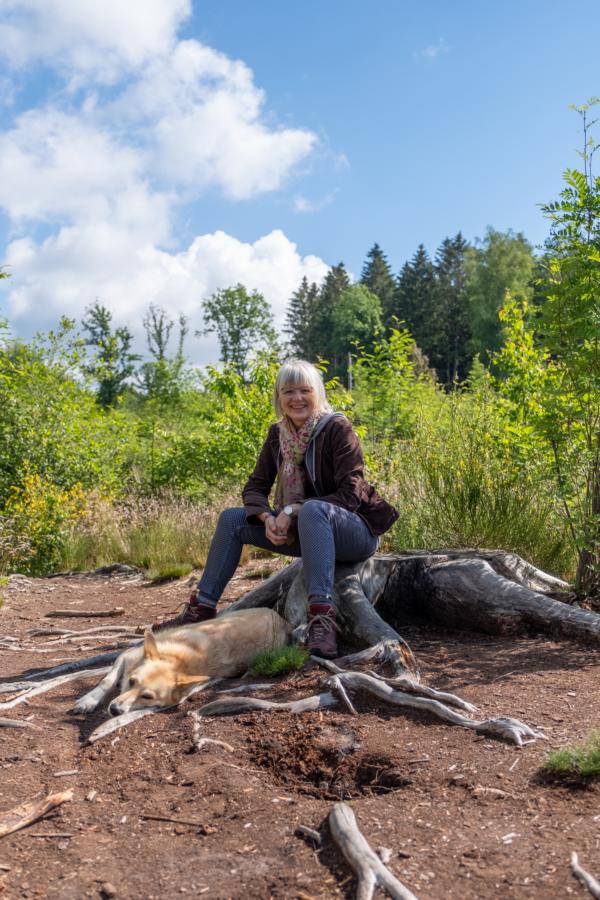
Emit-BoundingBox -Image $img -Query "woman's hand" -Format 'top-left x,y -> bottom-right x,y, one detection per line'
264,514 -> 288,546
274,510 -> 292,538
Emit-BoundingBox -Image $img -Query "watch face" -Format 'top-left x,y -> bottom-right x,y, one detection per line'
284,505 -> 293,515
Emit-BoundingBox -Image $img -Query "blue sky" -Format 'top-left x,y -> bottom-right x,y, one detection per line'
0,0 -> 598,363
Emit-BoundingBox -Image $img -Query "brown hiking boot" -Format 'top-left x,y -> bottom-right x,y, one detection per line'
306,601 -> 338,659
152,594 -> 217,632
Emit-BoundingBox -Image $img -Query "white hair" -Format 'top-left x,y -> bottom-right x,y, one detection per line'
273,359 -> 332,418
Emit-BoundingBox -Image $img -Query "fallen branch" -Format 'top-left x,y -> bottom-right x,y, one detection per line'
141,813 -> 213,829
0,717 -> 37,729
21,650 -> 126,681
323,672 -> 544,747
329,802 -> 418,900
29,625 -> 140,637
196,692 -> 338,718
0,790 -> 73,839
0,667 -> 111,711
571,853 -> 600,898
45,607 -> 125,618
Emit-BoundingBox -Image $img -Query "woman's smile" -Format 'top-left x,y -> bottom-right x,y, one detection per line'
279,384 -> 318,428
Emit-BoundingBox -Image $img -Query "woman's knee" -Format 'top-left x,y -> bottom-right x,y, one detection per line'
217,507 -> 246,531
298,499 -> 331,526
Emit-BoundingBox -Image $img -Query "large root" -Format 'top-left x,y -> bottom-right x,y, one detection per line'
329,801 -> 418,900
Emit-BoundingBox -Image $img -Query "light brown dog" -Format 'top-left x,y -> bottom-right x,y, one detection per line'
72,608 -> 291,716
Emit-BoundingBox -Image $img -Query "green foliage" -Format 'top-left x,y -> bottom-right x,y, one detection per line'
542,730 -> 600,779
138,306 -> 189,405
361,243 -> 396,322
330,284 -> 382,380
249,645 -> 309,676
81,302 -> 139,407
201,284 -> 278,379
435,232 -> 471,383
284,276 -> 320,360
465,227 -> 535,362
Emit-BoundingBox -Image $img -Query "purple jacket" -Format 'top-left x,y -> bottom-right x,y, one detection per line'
242,414 -> 399,536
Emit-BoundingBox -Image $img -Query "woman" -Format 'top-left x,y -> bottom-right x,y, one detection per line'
154,360 -> 398,658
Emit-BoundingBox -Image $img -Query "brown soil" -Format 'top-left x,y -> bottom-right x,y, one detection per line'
1,562 -> 599,899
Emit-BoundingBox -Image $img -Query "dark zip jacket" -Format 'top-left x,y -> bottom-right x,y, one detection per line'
242,414 -> 399,536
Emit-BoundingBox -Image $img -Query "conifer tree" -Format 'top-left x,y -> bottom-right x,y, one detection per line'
312,263 -> 351,367
284,276 -> 320,360
361,243 -> 396,323
435,232 -> 471,383
391,245 -> 439,365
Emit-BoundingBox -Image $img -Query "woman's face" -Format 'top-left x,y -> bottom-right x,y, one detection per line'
279,382 -> 318,428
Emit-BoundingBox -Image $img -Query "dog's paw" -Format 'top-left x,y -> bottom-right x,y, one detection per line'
71,693 -> 100,714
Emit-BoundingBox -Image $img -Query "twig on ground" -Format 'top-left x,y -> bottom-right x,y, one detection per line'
329,675 -> 358,715
29,625 -> 140,637
140,813 -> 213,829
45,608 -> 125,618
0,790 -> 73,839
329,802 -> 418,900
295,824 -> 322,846
0,667 -> 111,711
571,852 -> 600,898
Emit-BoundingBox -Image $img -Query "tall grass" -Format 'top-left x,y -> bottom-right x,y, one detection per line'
61,493 -> 234,573
374,392 -> 574,579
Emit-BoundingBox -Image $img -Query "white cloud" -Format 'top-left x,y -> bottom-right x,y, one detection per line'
1,226 -> 329,363
294,191 -> 337,214
0,0 -> 191,81
414,38 -> 449,62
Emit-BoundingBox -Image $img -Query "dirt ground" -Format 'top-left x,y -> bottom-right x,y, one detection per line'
1,561 -> 600,900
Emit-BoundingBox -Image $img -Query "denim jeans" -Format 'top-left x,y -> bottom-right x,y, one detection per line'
197,499 -> 379,606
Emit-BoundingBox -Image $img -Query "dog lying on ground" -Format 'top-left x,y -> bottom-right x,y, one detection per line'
72,608 -> 291,716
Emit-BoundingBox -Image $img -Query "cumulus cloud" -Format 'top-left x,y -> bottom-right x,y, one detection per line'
0,0 -> 191,82
1,227 -> 329,363
0,1 -> 332,363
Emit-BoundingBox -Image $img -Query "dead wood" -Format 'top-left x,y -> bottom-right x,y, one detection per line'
322,671 -> 544,747
0,790 -> 73,839
45,607 -> 125,618
21,649 -> 126,680
571,853 -> 600,898
29,625 -> 140,637
329,801 -> 418,900
196,692 -> 338,718
0,717 -> 36,729
0,667 -> 111,711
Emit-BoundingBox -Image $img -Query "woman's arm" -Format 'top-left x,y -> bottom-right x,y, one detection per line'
242,425 -> 279,521
315,418 -> 366,512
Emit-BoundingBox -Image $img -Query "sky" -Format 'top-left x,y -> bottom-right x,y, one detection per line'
0,0 -> 599,365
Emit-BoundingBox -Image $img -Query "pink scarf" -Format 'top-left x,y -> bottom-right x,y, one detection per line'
274,413 -> 322,514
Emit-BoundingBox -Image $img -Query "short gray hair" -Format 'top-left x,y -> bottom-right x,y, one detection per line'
273,359 -> 332,418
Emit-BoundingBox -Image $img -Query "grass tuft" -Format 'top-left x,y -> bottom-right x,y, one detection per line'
147,563 -> 194,584
249,645 -> 309,676
542,731 -> 600,779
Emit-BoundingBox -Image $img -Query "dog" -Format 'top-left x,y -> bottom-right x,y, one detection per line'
72,608 -> 291,716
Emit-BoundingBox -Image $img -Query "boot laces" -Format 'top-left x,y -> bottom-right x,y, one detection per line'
309,612 -> 339,640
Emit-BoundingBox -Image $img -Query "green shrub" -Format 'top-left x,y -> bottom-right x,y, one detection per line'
148,563 -> 194,583
250,645 -> 309,676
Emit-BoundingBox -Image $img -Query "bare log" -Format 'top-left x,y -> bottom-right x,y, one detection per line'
0,790 -> 73,839
329,801 -> 418,900
571,853 -> 600,898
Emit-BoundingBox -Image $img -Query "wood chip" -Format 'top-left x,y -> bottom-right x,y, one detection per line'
0,790 -> 73,839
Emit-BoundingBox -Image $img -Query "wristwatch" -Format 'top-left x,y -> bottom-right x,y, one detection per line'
283,504 -> 294,517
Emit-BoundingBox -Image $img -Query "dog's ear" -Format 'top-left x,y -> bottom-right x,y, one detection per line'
143,629 -> 161,661
175,674 -> 210,686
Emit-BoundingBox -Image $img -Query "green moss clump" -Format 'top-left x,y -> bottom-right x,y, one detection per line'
542,731 -> 600,779
249,645 -> 309,676
148,563 -> 194,584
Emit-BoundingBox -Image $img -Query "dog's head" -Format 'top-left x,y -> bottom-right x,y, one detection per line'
108,630 -> 209,716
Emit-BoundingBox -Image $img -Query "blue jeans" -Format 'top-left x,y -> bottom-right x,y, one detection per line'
197,499 -> 379,606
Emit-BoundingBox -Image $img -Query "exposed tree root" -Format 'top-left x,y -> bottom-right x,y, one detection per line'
571,853 -> 600,898
196,692 -> 338,718
0,717 -> 37,729
0,790 -> 74,839
0,667 -> 111,711
321,671 -> 544,747
329,801 -> 418,900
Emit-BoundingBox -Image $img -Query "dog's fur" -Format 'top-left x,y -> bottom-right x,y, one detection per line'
72,608 -> 291,716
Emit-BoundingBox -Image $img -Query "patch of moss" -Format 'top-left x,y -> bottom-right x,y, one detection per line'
147,563 -> 194,584
542,730 -> 600,779
250,645 -> 310,676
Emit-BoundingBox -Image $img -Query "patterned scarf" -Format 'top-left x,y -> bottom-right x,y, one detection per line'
274,413 -> 322,515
